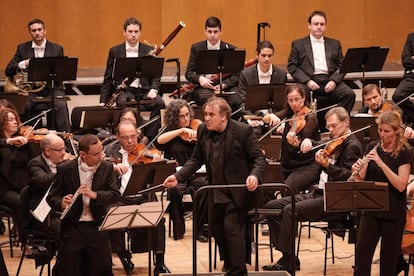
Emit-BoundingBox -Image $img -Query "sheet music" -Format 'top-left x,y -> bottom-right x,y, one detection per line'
30,185 -> 52,223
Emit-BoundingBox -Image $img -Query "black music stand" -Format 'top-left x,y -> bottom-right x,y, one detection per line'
324,180 -> 388,274
78,107 -> 122,131
245,84 -> 287,112
28,57 -> 78,130
340,47 -> 389,87
195,49 -> 245,95
112,56 -> 164,104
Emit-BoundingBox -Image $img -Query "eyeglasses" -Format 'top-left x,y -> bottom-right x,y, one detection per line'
326,121 -> 343,130
48,147 -> 65,152
119,135 -> 137,141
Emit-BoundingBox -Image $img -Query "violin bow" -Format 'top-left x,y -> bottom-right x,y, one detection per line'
137,115 -> 160,130
258,104 -> 338,142
22,118 -> 42,139
21,108 -> 52,126
305,125 -> 372,152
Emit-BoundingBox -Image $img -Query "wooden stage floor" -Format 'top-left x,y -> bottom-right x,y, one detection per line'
0,215 -> 394,276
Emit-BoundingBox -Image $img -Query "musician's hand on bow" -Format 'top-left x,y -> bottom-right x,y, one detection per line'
247,119 -> 263,128
276,123 -> 285,134
315,149 -> 329,168
246,175 -> 259,192
163,175 -> 178,188
324,81 -> 337,93
113,163 -> 129,176
404,127 -> 414,139
306,80 -> 320,91
147,89 -> 158,99
262,114 -> 280,126
300,138 -> 313,153
199,76 -> 214,89
79,183 -> 97,199
6,136 -> 28,147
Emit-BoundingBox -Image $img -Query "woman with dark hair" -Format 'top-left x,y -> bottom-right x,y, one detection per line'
353,110 -> 412,275
156,99 -> 207,241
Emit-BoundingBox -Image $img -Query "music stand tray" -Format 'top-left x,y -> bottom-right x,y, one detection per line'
244,84 -> 287,111
113,56 -> 164,81
28,56 -> 78,82
340,47 -> 389,74
79,107 -> 122,129
195,49 -> 246,75
324,181 -> 389,213
122,163 -> 156,197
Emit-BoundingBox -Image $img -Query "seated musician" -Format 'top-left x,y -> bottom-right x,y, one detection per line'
5,18 -> 70,132
100,17 -> 165,141
239,40 -> 287,135
106,121 -> 169,276
262,107 -> 363,274
155,99 -> 207,241
184,16 -> 242,112
358,83 -> 414,139
0,108 -> 38,251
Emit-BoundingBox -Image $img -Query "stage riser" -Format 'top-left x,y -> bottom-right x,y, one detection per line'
160,272 -> 290,276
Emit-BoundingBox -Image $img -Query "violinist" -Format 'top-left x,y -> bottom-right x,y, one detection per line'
263,107 -> 363,274
358,84 -> 414,139
0,108 -> 37,252
155,99 -> 207,241
352,110 -> 412,276
106,121 -> 169,275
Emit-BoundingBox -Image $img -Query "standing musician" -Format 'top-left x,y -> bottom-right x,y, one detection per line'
262,107 -> 362,274
239,40 -> 287,134
0,108 -> 38,248
100,17 -> 165,141
46,134 -> 119,276
155,99 -> 207,241
163,97 -> 266,275
5,18 -> 71,132
352,110 -> 412,276
261,84 -> 321,193
392,32 -> 414,125
185,16 -> 242,112
359,83 -> 414,139
287,10 -> 355,132
106,121 -> 169,276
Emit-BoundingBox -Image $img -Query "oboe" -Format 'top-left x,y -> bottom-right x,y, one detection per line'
347,142 -> 380,182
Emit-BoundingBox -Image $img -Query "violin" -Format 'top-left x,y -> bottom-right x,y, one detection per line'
127,143 -> 163,164
287,106 -> 310,147
372,102 -> 393,117
179,119 -> 201,142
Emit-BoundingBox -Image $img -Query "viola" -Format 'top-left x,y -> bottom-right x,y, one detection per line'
127,143 -> 163,164
372,102 -> 393,117
179,119 -> 202,142
287,106 -> 310,147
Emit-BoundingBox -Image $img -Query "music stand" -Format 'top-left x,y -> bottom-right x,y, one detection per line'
77,106 -> 122,131
245,84 -> 287,112
350,115 -> 378,148
28,57 -> 78,129
324,180 -> 388,274
122,163 -> 156,197
195,49 -> 245,95
0,93 -> 27,115
340,47 -> 389,87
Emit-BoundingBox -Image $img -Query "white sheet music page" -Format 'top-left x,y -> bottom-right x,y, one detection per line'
30,187 -> 52,223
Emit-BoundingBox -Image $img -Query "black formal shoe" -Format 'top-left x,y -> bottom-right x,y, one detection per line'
397,255 -> 409,276
119,256 -> 134,275
262,258 -> 300,272
197,234 -> 208,243
154,264 -> 170,276
0,220 -> 5,235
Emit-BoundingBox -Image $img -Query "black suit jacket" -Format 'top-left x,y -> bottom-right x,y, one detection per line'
5,40 -> 64,95
47,158 -> 120,224
185,40 -> 239,89
402,32 -> 414,77
287,36 -> 345,85
237,65 -> 287,100
175,119 -> 266,211
100,42 -> 160,103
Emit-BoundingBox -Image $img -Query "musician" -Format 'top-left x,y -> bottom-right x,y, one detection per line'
287,10 -> 355,132
46,134 -> 119,276
262,107 -> 362,274
0,108 -> 38,248
239,40 -> 287,134
392,32 -> 414,125
100,17 -> 165,141
359,83 -> 414,139
164,97 -> 266,275
5,18 -> 71,132
185,16 -> 242,112
27,133 -> 72,239
106,121 -> 169,276
352,110 -> 412,276
155,99 -> 207,241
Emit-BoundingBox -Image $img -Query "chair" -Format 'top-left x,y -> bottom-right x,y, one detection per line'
296,214 -> 354,275
0,204 -> 17,257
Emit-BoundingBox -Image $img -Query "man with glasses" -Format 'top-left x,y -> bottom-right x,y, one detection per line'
47,134 -> 119,276
105,121 -> 169,276
262,107 -> 362,274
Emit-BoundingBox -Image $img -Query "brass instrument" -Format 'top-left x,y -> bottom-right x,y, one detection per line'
4,70 -> 46,95
347,142 -> 380,181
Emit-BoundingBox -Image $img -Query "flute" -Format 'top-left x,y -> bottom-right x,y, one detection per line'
347,142 -> 380,182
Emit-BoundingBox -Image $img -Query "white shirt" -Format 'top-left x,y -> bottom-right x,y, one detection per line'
78,158 -> 97,222
257,64 -> 273,84
125,42 -> 141,88
18,40 -> 47,69
207,40 -> 221,50
119,147 -> 133,196
42,154 -> 57,174
310,35 -> 328,75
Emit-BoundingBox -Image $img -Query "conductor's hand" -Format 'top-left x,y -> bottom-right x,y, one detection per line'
246,175 -> 259,192
163,175 -> 178,188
